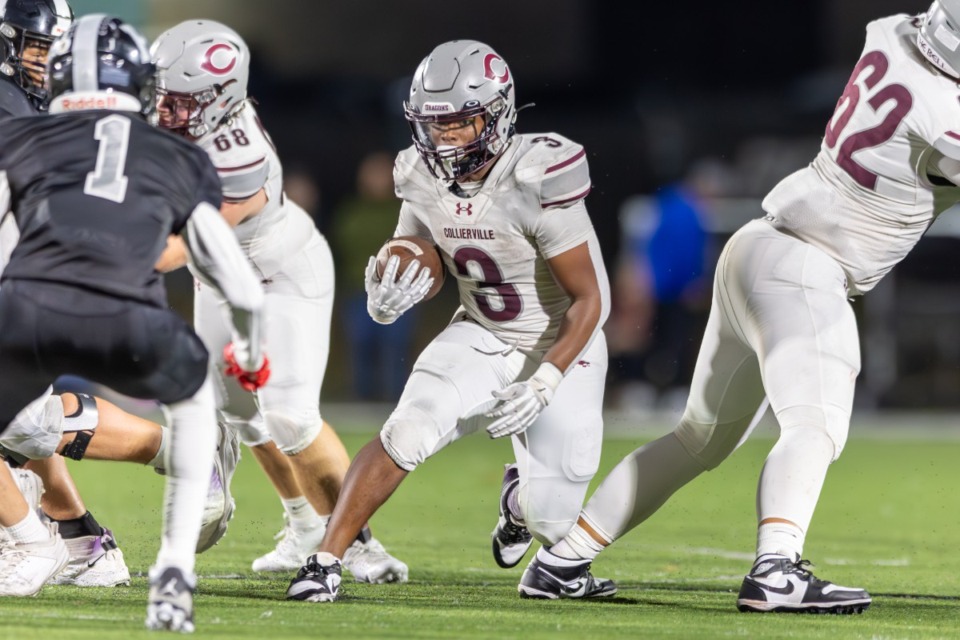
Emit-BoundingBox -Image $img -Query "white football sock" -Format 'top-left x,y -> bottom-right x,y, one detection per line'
756,523 -> 804,562
147,425 -> 168,471
282,496 -> 322,528
755,424 -> 834,560
155,376 -> 218,574
549,524 -> 606,561
580,432 -> 704,542
535,546 -> 586,568
6,510 -> 50,544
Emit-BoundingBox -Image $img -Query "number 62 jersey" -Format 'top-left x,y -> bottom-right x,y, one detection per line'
393,132 -> 609,354
763,13 -> 960,296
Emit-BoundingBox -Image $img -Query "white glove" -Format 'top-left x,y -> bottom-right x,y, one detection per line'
485,363 -> 564,438
365,254 -> 434,325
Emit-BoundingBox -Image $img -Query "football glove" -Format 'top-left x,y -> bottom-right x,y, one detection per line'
485,363 -> 564,438
365,254 -> 434,325
223,343 -> 271,392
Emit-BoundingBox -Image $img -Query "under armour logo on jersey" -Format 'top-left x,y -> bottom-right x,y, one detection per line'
201,43 -> 237,75
484,53 -> 510,84
455,202 -> 474,216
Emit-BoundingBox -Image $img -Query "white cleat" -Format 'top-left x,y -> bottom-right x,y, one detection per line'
196,422 -> 239,553
49,528 -> 130,587
286,553 -> 342,603
0,522 -> 69,597
146,565 -> 196,633
251,515 -> 327,573
342,537 -> 408,584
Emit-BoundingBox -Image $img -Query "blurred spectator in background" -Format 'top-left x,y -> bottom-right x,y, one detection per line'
607,158 -> 731,411
331,151 -> 417,401
284,167 -> 322,225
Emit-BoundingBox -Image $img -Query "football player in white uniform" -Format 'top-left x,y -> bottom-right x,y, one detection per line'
151,20 -> 407,582
287,39 -> 611,603
521,2 -> 960,614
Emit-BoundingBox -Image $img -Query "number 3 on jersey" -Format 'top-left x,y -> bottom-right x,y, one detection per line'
84,115 -> 130,203
823,50 -> 913,190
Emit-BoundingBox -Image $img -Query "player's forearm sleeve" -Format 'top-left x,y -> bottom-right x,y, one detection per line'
183,202 -> 265,365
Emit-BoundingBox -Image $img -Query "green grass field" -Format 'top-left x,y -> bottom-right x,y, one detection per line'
1,410 -> 958,639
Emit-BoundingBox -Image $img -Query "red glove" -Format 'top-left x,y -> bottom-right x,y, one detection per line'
223,343 -> 270,391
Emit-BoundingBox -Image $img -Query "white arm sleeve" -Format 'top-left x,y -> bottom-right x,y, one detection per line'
183,201 -> 265,369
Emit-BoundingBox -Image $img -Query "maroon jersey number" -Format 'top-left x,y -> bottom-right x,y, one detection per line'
452,246 -> 522,321
824,50 -> 913,190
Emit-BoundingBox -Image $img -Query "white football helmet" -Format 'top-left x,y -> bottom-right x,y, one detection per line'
150,19 -> 249,138
404,40 -> 517,182
918,1 -> 960,78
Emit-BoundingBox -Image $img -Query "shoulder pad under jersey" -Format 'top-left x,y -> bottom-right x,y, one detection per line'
513,133 -> 591,210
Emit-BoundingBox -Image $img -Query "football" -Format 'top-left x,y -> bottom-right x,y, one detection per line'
374,235 -> 446,301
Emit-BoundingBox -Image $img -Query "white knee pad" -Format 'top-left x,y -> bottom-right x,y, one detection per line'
775,405 -> 849,461
379,404 -> 444,472
380,371 -> 471,472
524,512 -> 578,547
222,412 -> 272,448
0,391 -> 66,460
263,410 -> 322,456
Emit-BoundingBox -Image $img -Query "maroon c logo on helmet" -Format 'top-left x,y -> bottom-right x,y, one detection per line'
200,43 -> 237,75
483,53 -> 510,84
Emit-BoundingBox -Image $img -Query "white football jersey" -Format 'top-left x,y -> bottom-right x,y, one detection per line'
394,133 -> 609,353
194,100 -> 315,279
763,14 -> 960,295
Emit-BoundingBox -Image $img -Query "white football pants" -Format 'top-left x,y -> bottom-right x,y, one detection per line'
194,229 -> 334,455
582,219 -> 859,543
380,320 -> 607,546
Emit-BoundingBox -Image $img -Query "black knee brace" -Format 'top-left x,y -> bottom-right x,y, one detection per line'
59,393 -> 99,461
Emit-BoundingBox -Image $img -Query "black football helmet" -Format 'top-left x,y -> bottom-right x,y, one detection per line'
0,0 -> 73,109
46,13 -> 156,117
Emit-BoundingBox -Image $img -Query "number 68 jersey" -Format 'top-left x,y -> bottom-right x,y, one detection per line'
763,13 -> 960,296
193,100 -> 316,280
393,132 -> 609,353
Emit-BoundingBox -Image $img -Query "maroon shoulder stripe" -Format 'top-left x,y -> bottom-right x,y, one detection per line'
545,149 -> 586,174
542,186 -> 591,208
216,157 -> 267,173
946,131 -> 960,141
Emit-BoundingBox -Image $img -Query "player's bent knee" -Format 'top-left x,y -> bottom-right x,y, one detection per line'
224,415 -> 272,448
379,405 -> 445,472
0,392 -> 71,460
263,410 -> 321,456
777,405 -> 849,461
527,517 -> 578,547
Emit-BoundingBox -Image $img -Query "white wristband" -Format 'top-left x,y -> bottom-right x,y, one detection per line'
531,362 -> 564,394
